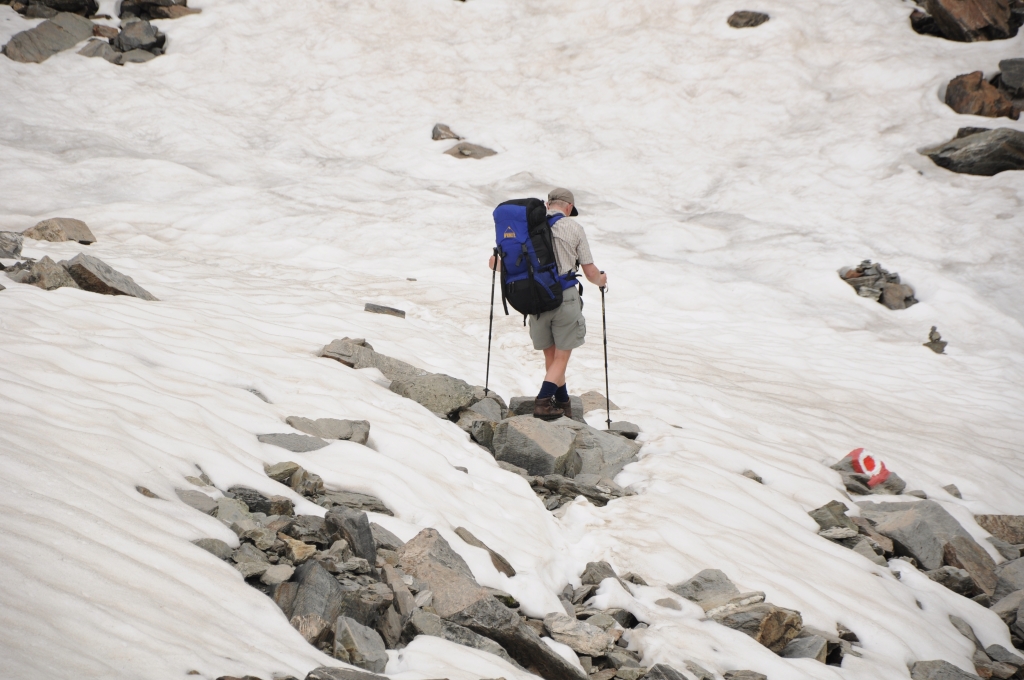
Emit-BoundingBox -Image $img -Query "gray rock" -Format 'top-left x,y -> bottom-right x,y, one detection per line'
337,582 -> 394,629
809,500 -> 858,532
685,662 -> 715,680
987,536 -> 1020,561
990,590 -> 1024,625
110,19 -> 163,52
859,501 -> 996,591
985,644 -> 1024,667
909,659 -> 983,680
607,422 -> 640,440
397,528 -> 480,616
431,123 -> 462,141
654,598 -> 681,610
643,664 -> 688,680
492,415 -> 580,477
214,497 -> 251,525
265,461 -> 301,483
943,484 -> 963,499
326,506 -> 377,564
228,486 -> 294,516
713,603 -> 803,653
243,526 -> 277,550
286,416 -> 370,444
364,302 -> 405,318
580,391 -> 618,413
402,608 -> 519,667
558,419 -> 640,479
389,373 -> 476,419
457,410 -> 495,449
539,474 -> 623,508
923,128 -> 1024,176
370,523 -> 404,552
780,633 -> 826,662
233,542 -> 269,564
468,397 -> 503,422
23,217 -> 96,244
290,561 -> 352,644
581,560 -> 619,586
994,558 -> 1024,602
334,616 -> 388,672
65,253 -> 157,300
880,282 -> 918,310
114,48 -> 156,64
320,490 -> 393,517
728,10 -> 769,28
1000,59 -> 1024,95
949,615 -> 983,651
257,433 -> 328,452
305,667 -> 388,680
851,536 -> 888,566
3,12 -> 94,63
444,142 -> 497,159
31,0 -> 98,15
261,564 -> 296,586
285,515 -> 330,546
722,673 -> 767,680
175,489 -> 217,515
0,232 -> 23,259
320,337 -> 428,382
192,537 -> 233,560
926,566 -> 979,597
509,395 -> 585,423
291,464 -> 327,495
543,613 -> 613,656
975,515 -> 1024,545
455,527 -> 515,577
6,256 -> 79,290
670,569 -> 747,611
77,37 -> 119,62
603,649 -> 640,668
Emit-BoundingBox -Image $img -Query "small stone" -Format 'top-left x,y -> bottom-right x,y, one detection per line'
364,302 -> 405,318
581,560 -> 619,586
93,24 -> 118,38
257,433 -> 329,452
723,673 -> 767,680
819,527 -> 859,540
454,526 -> 515,577
78,37 -> 119,61
944,484 -> 962,498
320,490 -> 393,516
215,497 -> 252,526
443,142 -> 497,159
6,256 -> 80,291
923,0 -> 1016,42
741,470 -> 763,484
654,598 -> 681,610
115,48 -> 157,64
906,490 -> 928,500
265,461 -> 301,483
727,11 -> 769,28
325,506 -> 378,564
320,337 -> 428,383
987,536 -> 1021,561
305,667 -> 388,680
65,253 -> 157,300
370,524 -> 404,552
261,564 -> 296,586
643,665 -> 688,680
193,538 -> 234,560
111,18 -> 164,52
1000,59 -> 1024,95
712,603 -> 803,653
544,613 -> 614,656
229,486 -> 294,516
135,485 -> 158,498
431,123 -> 462,140
781,635 -> 828,663
683,662 -> 714,680
175,489 -> 217,515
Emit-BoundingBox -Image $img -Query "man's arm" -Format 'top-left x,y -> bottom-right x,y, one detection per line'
581,263 -> 607,288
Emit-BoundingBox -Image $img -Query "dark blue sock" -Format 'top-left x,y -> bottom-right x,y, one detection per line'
537,381 -> 558,399
555,384 -> 569,402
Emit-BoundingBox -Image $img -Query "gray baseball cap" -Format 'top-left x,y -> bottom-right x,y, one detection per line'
548,187 -> 579,216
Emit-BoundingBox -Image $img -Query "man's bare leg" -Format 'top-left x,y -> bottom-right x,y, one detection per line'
543,345 -> 572,386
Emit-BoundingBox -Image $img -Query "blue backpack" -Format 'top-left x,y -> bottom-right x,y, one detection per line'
493,198 -> 578,319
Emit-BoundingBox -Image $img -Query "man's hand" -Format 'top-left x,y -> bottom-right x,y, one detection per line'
488,255 -> 497,271
581,263 -> 606,288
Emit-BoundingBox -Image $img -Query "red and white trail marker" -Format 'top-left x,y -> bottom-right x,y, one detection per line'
847,448 -> 891,488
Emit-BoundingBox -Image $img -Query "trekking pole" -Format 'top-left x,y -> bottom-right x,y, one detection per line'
484,248 -> 499,396
600,272 -> 611,429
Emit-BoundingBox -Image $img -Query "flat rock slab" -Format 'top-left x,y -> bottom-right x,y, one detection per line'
712,603 -> 803,653
320,337 -> 428,382
6,256 -> 79,290
975,515 -> 1024,544
258,433 -> 329,452
390,373 -> 476,418
287,416 -> 370,444
175,489 -> 217,515
65,253 -> 157,300
364,302 -> 405,318
23,217 -> 96,244
0,232 -> 23,258
192,537 -> 233,560
728,10 -> 769,28
403,608 -> 519,667
3,12 -> 94,62
321,490 -> 393,517
444,142 -> 497,159
723,673 -> 767,680
923,127 -> 1024,176
910,659 -> 984,679
492,415 -> 580,477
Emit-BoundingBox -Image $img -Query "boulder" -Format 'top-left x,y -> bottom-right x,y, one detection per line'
175,489 -> 217,515
994,558 -> 1024,602
320,490 -> 393,517
289,561 -> 351,644
945,72 -> 1018,119
999,59 -> 1024,95
320,338 -> 428,382
325,506 -> 378,564
64,253 -> 157,300
923,0 -> 1016,41
944,536 -> 998,595
110,19 -> 164,52
193,538 -> 233,560
975,515 -> 1024,544
2,12 -> 94,62
305,667 -> 387,680
712,603 -> 803,653
228,486 -> 294,516
492,416 -> 580,477
5,256 -> 79,290
0,232 -> 23,259
923,127 -> 1024,176
288,468 -> 324,497
454,527 -> 515,577
559,419 -> 641,479
781,635 -> 828,663
286,416 -> 370,444
389,373 -> 476,418
78,38 -> 119,62
402,608 -> 519,667
431,123 -> 462,141
543,613 -> 613,656
851,537 -> 888,566
727,10 -> 769,28
910,659 -> 983,679
257,433 -> 328,452
509,395 -> 585,423
22,217 -> 96,244
444,142 -> 497,159
582,560 -> 620,586
92,24 -> 119,39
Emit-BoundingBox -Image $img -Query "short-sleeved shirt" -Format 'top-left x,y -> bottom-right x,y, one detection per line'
548,210 -> 594,276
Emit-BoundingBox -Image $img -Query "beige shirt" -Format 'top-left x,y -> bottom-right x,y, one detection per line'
548,211 -> 594,276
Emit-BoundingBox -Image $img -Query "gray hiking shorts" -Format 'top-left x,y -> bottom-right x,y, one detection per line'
529,286 -> 586,351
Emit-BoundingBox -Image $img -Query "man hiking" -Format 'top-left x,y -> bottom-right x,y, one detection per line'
489,188 -> 607,420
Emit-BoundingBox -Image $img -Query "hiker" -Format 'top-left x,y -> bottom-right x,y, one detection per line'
489,188 -> 607,420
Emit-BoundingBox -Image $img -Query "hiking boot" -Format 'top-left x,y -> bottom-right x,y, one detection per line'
533,397 -> 564,421
555,400 -> 572,420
